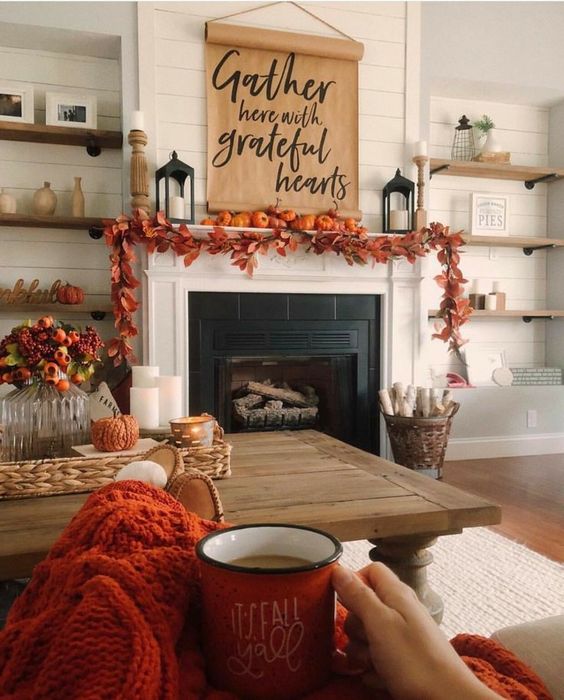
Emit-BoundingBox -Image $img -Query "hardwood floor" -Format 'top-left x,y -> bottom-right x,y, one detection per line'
442,453 -> 564,563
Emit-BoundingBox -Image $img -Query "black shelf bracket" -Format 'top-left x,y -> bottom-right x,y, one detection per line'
88,226 -> 104,240
429,164 -> 449,178
522,315 -> 554,323
90,311 -> 107,321
523,243 -> 557,256
86,135 -> 102,157
524,173 -> 560,190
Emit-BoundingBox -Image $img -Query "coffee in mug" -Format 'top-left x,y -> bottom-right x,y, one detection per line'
196,523 -> 342,700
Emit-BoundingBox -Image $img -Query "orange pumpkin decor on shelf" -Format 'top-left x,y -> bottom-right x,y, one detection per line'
216,210 -> 232,226
315,215 -> 334,231
200,218 -> 215,226
57,283 -> 85,305
251,210 -> 269,228
91,414 -> 140,452
299,214 -> 317,231
279,209 -> 296,223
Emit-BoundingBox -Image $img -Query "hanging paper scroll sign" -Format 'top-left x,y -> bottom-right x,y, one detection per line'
205,18 -> 364,217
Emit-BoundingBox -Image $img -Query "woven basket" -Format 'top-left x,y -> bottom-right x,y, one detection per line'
382,403 -> 459,479
0,429 -> 231,501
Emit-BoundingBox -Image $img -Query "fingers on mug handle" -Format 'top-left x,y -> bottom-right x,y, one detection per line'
331,649 -> 366,676
332,565 -> 388,620
363,563 -> 420,610
343,612 -> 368,643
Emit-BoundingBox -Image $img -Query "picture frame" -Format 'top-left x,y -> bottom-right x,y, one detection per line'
470,192 -> 510,236
45,92 -> 97,129
0,83 -> 34,123
463,346 -> 506,386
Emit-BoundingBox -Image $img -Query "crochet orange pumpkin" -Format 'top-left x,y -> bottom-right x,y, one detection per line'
91,414 -> 139,452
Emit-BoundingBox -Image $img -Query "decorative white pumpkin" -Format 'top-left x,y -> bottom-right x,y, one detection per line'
115,460 -> 168,488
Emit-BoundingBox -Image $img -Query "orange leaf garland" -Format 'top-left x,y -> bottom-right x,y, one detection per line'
103,212 -> 471,366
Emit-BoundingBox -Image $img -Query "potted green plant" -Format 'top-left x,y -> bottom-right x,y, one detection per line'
474,114 -> 500,153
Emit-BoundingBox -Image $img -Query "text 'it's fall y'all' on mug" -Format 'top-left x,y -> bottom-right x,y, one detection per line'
196,523 -> 343,700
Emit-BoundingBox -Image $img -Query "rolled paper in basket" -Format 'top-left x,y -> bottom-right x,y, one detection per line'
378,389 -> 394,415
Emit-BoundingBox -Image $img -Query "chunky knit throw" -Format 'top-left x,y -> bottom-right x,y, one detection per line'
0,482 -> 552,699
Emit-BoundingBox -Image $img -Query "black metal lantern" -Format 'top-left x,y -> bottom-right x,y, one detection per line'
155,150 -> 195,224
382,168 -> 415,234
451,115 -> 475,161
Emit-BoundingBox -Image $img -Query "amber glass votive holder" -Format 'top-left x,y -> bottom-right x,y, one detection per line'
169,416 -> 214,448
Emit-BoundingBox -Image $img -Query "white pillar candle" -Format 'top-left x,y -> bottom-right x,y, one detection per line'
156,375 -> 183,424
131,365 -> 159,388
414,140 -> 428,157
169,195 -> 185,219
389,210 -> 408,230
130,110 -> 144,131
130,387 -> 160,429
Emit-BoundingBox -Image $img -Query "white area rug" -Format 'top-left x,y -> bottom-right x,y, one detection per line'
341,527 -> 563,639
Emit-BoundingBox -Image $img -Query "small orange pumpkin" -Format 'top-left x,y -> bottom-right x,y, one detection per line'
57,283 -> 85,305
91,414 -> 140,452
299,214 -> 317,231
315,215 -> 334,231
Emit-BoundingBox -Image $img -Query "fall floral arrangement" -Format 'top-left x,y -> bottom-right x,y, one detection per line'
0,316 -> 104,392
104,206 -> 471,366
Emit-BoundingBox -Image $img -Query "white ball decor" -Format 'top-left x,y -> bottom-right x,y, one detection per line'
115,460 -> 168,488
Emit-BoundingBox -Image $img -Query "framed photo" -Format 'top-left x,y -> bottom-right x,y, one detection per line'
470,193 -> 510,236
463,346 -> 506,386
45,92 -> 97,129
0,83 -> 34,123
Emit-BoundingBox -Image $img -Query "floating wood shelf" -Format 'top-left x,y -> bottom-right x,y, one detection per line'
429,159 -> 564,189
429,309 -> 564,321
0,213 -> 109,237
0,121 -> 122,156
0,303 -> 113,321
461,234 -> 564,255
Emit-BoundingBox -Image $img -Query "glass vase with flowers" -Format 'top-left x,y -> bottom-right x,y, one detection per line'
0,316 -> 103,461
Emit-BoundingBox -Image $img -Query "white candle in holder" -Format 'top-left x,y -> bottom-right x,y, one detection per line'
156,375 -> 183,424
169,196 -> 185,219
131,110 -> 145,131
132,365 -> 159,388
389,209 -> 408,230
130,387 -> 159,428
414,140 -> 428,157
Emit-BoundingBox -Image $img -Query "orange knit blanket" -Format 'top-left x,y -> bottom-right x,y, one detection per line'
0,482 -> 553,699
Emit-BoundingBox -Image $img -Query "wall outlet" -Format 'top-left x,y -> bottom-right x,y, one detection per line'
527,410 -> 537,428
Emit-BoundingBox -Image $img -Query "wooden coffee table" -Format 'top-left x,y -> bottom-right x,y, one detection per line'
0,430 -> 500,621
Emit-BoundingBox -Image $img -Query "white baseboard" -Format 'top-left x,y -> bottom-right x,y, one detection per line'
445,433 -> 564,460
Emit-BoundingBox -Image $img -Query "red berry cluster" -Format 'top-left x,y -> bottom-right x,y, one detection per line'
0,316 -> 104,391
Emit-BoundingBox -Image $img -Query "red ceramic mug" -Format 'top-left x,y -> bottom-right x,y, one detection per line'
196,523 -> 343,700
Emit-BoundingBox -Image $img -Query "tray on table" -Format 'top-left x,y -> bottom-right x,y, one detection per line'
0,426 -> 231,501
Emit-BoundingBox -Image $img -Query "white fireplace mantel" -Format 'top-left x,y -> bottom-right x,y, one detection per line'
143,248 -> 425,417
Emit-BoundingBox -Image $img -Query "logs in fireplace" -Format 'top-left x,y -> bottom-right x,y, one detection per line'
232,380 -> 319,430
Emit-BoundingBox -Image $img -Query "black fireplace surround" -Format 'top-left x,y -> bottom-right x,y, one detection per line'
188,292 -> 381,453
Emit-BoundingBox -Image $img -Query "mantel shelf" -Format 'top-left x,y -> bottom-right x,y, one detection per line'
429,158 -> 564,188
0,213 -> 109,234
429,309 -> 564,320
0,121 -> 122,154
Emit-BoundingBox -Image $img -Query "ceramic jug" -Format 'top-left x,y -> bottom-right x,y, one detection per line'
0,188 -> 16,214
71,177 -> 85,217
32,182 -> 57,216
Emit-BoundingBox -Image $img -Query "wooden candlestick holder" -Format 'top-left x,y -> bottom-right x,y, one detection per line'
413,154 -> 429,231
128,129 -> 150,214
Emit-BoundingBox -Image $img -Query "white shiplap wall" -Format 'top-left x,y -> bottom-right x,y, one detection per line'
0,45 -> 122,395
424,96 -> 549,377
147,1 -> 411,233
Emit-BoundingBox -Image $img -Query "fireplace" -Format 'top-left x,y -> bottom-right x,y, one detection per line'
188,292 -> 381,453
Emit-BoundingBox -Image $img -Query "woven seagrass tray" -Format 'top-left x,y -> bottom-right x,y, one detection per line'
0,428 -> 231,501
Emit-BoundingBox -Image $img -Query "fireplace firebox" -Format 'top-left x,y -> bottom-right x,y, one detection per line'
188,293 -> 381,453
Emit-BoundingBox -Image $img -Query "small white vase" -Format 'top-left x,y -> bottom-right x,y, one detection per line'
0,188 -> 16,214
482,129 -> 501,153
